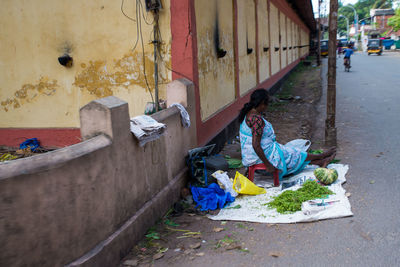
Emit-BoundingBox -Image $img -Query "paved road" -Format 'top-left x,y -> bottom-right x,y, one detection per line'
328,51 -> 400,265
148,52 -> 400,267
284,51 -> 400,266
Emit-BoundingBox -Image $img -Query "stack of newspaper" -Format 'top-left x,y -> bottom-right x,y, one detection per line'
130,115 -> 166,146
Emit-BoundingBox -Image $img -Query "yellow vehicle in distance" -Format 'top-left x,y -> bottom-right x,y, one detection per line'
320,40 -> 328,57
367,39 -> 383,55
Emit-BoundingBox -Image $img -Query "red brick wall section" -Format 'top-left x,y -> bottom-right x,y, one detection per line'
376,15 -> 394,31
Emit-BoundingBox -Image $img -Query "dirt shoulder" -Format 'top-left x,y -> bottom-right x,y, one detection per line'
266,61 -> 322,144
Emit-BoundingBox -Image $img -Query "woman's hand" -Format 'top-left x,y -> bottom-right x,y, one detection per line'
264,164 -> 278,173
252,134 -> 277,173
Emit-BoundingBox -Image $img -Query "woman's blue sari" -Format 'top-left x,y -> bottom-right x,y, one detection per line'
239,116 -> 309,180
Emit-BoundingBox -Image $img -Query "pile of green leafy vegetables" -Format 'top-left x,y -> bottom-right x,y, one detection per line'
266,180 -> 334,214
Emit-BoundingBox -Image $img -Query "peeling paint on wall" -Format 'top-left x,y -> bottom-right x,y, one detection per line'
195,0 -> 235,121
0,0 -> 172,128
198,30 -> 234,81
238,0 -> 257,95
74,51 -> 170,98
270,3 -> 280,75
1,77 -> 58,112
258,0 -> 270,82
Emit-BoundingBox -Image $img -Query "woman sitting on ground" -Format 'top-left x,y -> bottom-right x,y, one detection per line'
238,89 -> 336,178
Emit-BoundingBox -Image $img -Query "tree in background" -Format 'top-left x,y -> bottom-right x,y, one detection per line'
338,0 -> 393,36
387,8 -> 400,31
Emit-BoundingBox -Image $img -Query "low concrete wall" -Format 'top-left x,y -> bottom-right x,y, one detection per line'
0,79 -> 196,267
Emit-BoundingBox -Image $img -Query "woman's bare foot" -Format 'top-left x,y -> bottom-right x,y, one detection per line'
322,147 -> 336,157
306,147 -> 337,163
321,152 -> 336,168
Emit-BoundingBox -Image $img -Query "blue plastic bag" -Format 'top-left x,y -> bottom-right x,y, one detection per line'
191,183 -> 235,211
19,138 -> 40,152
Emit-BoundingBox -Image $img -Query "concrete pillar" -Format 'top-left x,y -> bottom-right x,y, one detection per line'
165,78 -> 197,146
79,96 -> 129,141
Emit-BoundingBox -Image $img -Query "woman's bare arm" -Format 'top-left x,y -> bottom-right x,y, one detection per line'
252,134 -> 277,173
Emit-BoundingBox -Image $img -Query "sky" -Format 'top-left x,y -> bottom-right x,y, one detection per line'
312,0 -> 359,18
312,0 -> 400,17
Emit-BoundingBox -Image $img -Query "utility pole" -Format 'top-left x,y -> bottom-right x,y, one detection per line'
153,11 -> 159,111
317,0 -> 322,66
339,15 -> 349,40
325,0 -> 338,146
343,5 -> 358,47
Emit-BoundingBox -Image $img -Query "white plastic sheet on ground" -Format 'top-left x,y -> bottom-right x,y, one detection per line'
209,164 -> 353,223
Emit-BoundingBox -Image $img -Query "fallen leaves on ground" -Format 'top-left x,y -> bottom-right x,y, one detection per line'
269,251 -> 284,257
184,249 -> 193,255
215,234 -> 243,251
189,242 -> 201,249
153,253 -> 164,260
177,231 -> 202,239
226,243 -> 242,250
123,259 -> 138,266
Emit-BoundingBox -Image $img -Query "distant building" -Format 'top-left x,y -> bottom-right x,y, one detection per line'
370,8 -> 400,39
370,9 -> 394,32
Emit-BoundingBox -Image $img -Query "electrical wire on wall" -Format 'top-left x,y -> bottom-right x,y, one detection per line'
121,0 -> 196,112
152,11 -> 194,84
121,0 -> 154,106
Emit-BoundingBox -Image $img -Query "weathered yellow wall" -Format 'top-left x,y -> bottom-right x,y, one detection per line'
288,19 -> 293,64
257,0 -> 270,82
238,0 -> 257,96
292,21 -> 296,62
269,3 -> 280,75
0,0 -> 171,128
300,30 -> 304,56
293,24 -> 300,60
195,0 -> 235,121
300,29 -> 309,56
293,22 -> 297,61
280,12 -> 287,69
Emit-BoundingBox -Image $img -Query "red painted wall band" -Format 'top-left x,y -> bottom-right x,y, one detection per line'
170,0 -> 202,145
0,128 -> 81,148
